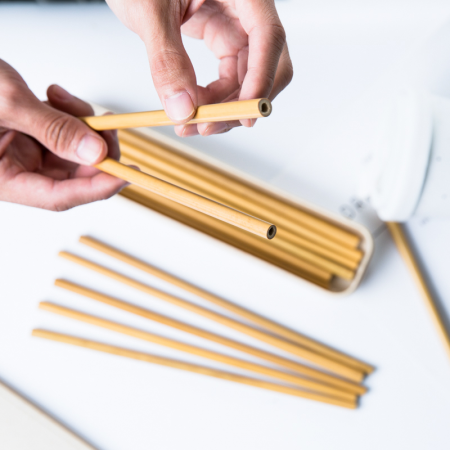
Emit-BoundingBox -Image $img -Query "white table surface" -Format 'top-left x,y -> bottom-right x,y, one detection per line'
1,2 -> 450,449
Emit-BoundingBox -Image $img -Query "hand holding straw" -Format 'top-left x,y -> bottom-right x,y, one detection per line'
82,100 -> 276,240
32,330 -> 356,409
387,222 -> 450,360
80,99 -> 272,130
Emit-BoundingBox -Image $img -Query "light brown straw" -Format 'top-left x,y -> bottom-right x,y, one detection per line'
54,279 -> 366,395
58,252 -> 363,382
32,329 -> 356,409
81,99 -> 272,130
79,236 -> 373,374
39,301 -> 357,402
387,222 -> 450,361
95,158 -> 276,240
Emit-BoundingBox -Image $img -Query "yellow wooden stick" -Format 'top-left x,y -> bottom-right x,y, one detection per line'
79,236 -> 373,374
94,158 -> 276,240
54,279 -> 366,395
58,252 -> 364,382
80,99 -> 272,130
39,301 -> 357,402
32,329 -> 356,409
387,222 -> 450,361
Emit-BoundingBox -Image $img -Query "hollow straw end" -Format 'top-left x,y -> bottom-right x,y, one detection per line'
267,225 -> 277,240
258,99 -> 272,117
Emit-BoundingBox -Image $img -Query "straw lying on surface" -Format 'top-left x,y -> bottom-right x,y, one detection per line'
79,236 -> 374,375
54,279 -> 366,395
58,252 -> 363,382
39,301 -> 357,402
81,99 -> 272,130
387,222 -> 450,361
32,330 -> 357,409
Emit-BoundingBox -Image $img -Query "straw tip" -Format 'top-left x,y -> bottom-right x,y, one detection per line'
258,99 -> 272,117
267,225 -> 277,240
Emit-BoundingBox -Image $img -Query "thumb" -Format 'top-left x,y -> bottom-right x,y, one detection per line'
142,10 -> 197,124
14,98 -> 107,166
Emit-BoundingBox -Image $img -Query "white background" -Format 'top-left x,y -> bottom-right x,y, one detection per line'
1,2 -> 450,449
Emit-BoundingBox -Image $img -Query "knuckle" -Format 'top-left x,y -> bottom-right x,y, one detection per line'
270,24 -> 287,52
44,114 -> 78,154
0,81 -> 24,116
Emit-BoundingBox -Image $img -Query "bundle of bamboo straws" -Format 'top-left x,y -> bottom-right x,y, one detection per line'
33,237 -> 373,409
116,129 -> 364,290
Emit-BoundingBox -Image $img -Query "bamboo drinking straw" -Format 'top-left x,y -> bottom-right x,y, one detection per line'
79,236 -> 374,374
95,158 -> 276,240
119,151 -> 360,273
58,252 -> 363,382
32,330 -> 356,409
39,301 -> 356,402
54,279 -> 366,395
122,184 -> 333,286
387,222 -> 450,360
81,99 -> 272,130
118,129 -> 360,249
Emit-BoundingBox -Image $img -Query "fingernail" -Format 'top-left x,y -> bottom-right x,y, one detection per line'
76,135 -> 104,164
165,91 -> 195,122
202,122 -> 229,136
52,85 -> 73,102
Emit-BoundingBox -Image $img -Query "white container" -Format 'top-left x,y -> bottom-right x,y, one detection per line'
361,90 -> 450,221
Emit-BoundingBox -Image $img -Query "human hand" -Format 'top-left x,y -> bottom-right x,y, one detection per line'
0,60 -> 127,211
106,0 -> 293,137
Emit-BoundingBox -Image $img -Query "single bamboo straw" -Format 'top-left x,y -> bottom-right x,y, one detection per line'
120,142 -> 363,266
121,184 -> 332,286
120,150 -> 360,272
79,236 -> 374,374
95,158 -> 276,240
387,222 -> 450,360
118,129 -> 360,249
32,329 -> 356,409
54,279 -> 366,395
39,301 -> 356,402
81,99 -> 272,130
58,252 -> 363,382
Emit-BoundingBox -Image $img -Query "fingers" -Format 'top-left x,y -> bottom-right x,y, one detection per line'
235,0 -> 292,126
140,4 -> 198,124
4,85 -> 108,167
174,56 -> 240,137
3,170 -> 128,211
47,85 -> 121,160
